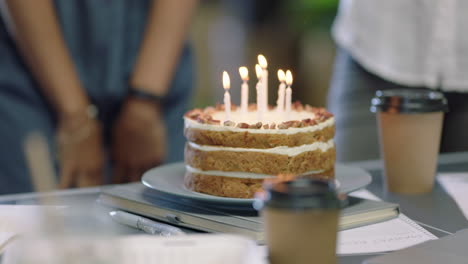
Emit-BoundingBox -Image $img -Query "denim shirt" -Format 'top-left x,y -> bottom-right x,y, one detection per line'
0,0 -> 193,194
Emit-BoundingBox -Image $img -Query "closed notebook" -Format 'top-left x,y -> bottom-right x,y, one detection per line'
98,183 -> 399,242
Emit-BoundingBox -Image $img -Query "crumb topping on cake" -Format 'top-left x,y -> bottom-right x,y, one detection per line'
184,102 -> 334,135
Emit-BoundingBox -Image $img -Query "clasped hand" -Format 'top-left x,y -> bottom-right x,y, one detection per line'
57,98 -> 166,188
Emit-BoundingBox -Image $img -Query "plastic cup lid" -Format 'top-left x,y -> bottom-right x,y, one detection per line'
370,89 -> 448,114
254,178 -> 345,210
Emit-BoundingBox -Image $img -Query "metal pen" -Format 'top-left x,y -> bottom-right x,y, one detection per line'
109,210 -> 185,236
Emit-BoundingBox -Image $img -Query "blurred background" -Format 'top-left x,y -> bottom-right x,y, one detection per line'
190,0 -> 339,108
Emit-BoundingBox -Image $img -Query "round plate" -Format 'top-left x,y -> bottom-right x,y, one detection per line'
142,162 -> 372,206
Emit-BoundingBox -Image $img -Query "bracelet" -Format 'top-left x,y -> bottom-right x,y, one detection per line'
56,104 -> 99,149
127,87 -> 166,104
86,104 -> 99,119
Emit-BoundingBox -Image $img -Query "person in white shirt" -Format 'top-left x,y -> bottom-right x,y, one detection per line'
328,0 -> 468,161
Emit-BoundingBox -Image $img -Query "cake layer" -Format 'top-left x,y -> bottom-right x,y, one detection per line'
184,169 -> 335,198
188,139 -> 334,156
184,121 -> 334,149
185,165 -> 326,179
184,172 -> 263,199
185,143 -> 335,175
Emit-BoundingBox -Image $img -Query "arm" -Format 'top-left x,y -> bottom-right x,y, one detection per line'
4,0 -> 103,188
112,0 -> 198,183
4,0 -> 90,119
129,0 -> 198,96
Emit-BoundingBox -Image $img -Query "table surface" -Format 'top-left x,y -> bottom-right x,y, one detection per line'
1,152 -> 467,264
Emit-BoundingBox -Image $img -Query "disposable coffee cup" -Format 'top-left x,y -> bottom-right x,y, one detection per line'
371,89 -> 448,194
254,178 -> 344,264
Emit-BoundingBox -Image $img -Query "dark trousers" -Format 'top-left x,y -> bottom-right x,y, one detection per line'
328,48 -> 468,162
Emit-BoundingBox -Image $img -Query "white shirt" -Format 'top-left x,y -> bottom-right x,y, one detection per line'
332,0 -> 468,92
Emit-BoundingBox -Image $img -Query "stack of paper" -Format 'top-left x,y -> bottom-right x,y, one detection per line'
338,214 -> 437,255
438,172 -> 468,220
337,190 -> 437,255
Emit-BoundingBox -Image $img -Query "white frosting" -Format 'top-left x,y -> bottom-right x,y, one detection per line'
184,111 -> 334,135
188,139 -> 334,156
186,165 -> 324,179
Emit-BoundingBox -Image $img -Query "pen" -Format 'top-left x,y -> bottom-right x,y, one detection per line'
109,210 -> 185,236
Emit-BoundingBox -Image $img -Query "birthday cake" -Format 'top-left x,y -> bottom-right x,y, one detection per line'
183,56 -> 335,198
183,103 -> 335,198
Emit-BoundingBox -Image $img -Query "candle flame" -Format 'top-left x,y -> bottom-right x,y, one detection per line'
239,66 -> 249,81
223,71 -> 230,90
277,69 -> 285,82
286,70 -> 293,86
255,64 -> 262,79
258,54 -> 268,69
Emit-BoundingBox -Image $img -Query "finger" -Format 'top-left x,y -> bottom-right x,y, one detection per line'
128,167 -> 143,183
125,155 -> 152,182
142,159 -> 160,173
76,173 -> 89,187
136,163 -> 156,183
121,166 -> 133,183
77,173 -> 100,187
112,164 -> 126,184
59,162 -> 75,189
77,168 -> 103,187
144,152 -> 164,168
130,159 -> 160,184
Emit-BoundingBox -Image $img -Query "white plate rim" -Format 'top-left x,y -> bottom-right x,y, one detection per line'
141,162 -> 372,205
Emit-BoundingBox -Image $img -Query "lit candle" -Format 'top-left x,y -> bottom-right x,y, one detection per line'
255,64 -> 263,121
239,66 -> 249,114
276,69 -> 286,113
258,54 -> 268,112
223,71 -> 231,120
285,70 -> 293,119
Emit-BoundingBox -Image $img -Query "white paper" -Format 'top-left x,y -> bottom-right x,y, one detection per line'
338,214 -> 437,255
337,189 -> 437,255
0,205 -> 46,251
0,232 -> 16,253
3,234 -> 267,264
349,189 -> 382,201
0,205 -> 65,253
121,235 -> 265,264
438,172 -> 468,220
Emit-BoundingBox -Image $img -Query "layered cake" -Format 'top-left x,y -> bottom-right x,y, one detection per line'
183,102 -> 335,198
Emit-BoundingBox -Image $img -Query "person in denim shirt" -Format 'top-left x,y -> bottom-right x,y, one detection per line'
0,0 -> 197,194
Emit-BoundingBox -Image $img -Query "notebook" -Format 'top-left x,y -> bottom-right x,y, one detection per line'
364,229 -> 468,263
98,183 -> 399,242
